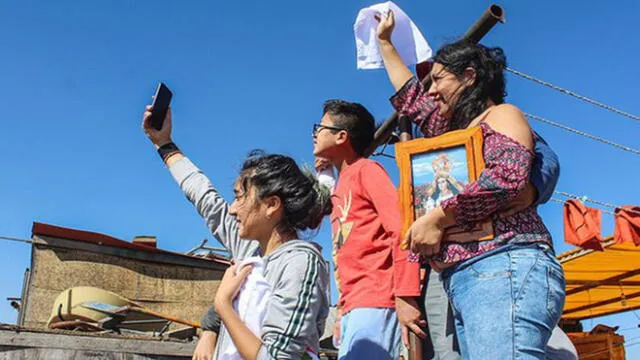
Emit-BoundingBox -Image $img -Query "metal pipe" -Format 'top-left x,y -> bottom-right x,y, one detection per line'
463,5 -> 506,44
398,115 -> 412,142
365,4 -> 506,157
365,113 -> 400,156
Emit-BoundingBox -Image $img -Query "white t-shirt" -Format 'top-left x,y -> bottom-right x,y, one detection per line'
218,257 -> 271,360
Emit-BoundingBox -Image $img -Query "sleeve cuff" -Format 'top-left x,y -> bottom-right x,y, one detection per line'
199,306 -> 221,333
440,196 -> 457,214
441,196 -> 475,231
389,77 -> 419,111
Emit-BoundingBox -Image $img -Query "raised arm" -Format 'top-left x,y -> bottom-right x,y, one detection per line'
142,105 -> 258,260
376,10 -> 414,91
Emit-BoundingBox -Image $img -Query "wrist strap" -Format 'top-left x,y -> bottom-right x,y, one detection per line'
157,142 -> 180,162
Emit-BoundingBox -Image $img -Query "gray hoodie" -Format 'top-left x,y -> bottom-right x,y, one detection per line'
169,158 -> 330,360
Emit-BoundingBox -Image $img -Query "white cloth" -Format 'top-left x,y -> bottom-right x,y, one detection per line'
354,1 -> 432,70
218,257 -> 272,360
316,167 -> 336,193
217,257 -> 321,360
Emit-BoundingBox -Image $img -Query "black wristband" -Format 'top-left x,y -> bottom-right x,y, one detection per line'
200,307 -> 221,333
157,142 -> 180,162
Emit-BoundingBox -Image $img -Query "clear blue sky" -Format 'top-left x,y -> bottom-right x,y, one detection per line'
1,0 -> 639,356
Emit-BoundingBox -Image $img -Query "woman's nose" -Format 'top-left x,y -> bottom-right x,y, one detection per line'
427,81 -> 438,97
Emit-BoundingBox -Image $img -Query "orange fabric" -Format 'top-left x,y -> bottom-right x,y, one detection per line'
563,199 -> 605,251
614,206 -> 640,246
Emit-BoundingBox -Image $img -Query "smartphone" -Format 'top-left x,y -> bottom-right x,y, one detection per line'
150,82 -> 173,131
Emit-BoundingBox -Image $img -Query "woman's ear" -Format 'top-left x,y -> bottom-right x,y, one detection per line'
463,67 -> 477,87
264,195 -> 282,219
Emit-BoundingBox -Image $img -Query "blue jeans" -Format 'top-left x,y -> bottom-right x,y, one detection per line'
338,308 -> 400,360
441,244 -> 566,360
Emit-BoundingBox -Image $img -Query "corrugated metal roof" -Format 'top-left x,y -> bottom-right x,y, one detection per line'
31,222 -> 230,266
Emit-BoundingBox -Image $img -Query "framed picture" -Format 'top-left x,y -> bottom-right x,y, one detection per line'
395,126 -> 493,242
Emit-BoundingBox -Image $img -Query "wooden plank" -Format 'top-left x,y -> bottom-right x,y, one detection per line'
563,300 -> 640,321
564,290 -> 640,315
565,268 -> 640,296
569,333 -> 626,360
18,268 -> 30,326
0,347 -> 190,359
0,330 -> 195,357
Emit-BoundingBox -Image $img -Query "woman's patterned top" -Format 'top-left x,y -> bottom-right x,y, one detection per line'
391,77 -> 553,264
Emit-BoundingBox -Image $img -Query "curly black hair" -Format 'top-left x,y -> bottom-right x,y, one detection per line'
433,40 -> 507,129
238,150 -> 332,235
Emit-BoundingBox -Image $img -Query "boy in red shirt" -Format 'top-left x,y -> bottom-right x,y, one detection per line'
313,100 -> 423,359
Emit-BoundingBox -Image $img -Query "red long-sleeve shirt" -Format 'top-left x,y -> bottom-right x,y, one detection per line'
330,158 -> 420,314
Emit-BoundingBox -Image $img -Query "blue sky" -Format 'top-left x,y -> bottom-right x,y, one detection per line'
1,0 -> 639,356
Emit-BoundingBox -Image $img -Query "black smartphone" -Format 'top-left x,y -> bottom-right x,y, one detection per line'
150,82 -> 173,131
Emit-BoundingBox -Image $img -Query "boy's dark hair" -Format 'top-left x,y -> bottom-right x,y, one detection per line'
322,100 -> 375,156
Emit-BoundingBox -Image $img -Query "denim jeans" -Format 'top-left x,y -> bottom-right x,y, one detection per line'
338,308 -> 401,360
441,244 -> 566,360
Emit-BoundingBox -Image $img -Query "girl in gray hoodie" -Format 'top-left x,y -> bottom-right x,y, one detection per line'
142,106 -> 332,360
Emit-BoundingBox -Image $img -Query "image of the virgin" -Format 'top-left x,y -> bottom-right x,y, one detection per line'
422,151 -> 464,212
423,174 -> 461,212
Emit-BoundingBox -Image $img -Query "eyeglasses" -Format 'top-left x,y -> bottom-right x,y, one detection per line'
312,123 -> 346,136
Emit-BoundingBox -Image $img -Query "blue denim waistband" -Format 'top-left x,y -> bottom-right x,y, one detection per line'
441,242 -> 554,280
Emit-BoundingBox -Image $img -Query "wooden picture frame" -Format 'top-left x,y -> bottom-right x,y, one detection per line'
395,126 -> 493,242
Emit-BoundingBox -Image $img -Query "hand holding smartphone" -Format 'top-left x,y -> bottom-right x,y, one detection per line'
149,82 -> 173,131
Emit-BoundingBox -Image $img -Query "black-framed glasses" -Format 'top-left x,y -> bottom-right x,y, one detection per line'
312,123 -> 346,136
